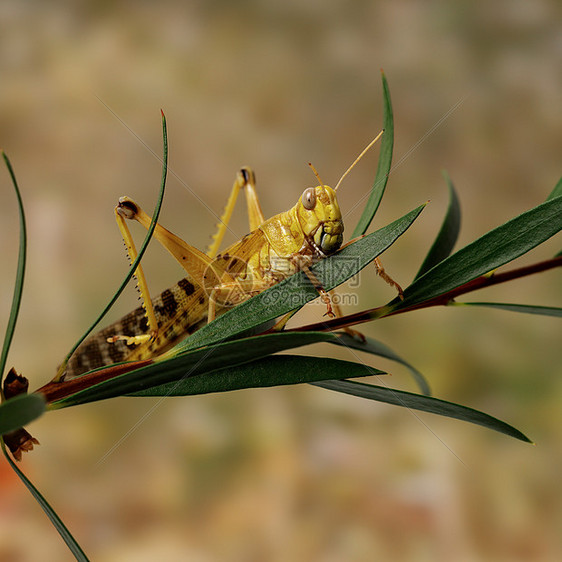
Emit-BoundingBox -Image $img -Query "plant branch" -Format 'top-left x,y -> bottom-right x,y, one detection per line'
33,256 -> 560,405
36,360 -> 152,405
287,256 -> 562,333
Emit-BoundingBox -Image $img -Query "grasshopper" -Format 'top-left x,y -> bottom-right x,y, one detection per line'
59,131 -> 400,380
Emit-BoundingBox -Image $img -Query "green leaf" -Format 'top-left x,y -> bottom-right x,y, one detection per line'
391,195 -> 562,312
332,334 -> 431,395
0,394 -> 45,434
58,112 -> 169,371
176,204 -> 425,353
1,440 -> 90,560
0,152 -> 27,381
1,152 -> 88,562
51,331 -> 362,407
548,178 -> 562,256
546,176 -> 562,201
452,302 -> 562,317
312,379 -> 532,442
132,354 -> 385,397
352,71 -> 394,238
415,170 -> 461,280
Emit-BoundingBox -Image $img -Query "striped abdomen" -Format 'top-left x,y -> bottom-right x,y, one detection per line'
62,278 -> 208,380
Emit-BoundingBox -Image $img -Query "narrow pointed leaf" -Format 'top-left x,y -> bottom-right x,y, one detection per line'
0,152 -> 27,379
312,379 -> 531,442
548,179 -> 562,255
352,71 -> 394,238
546,177 -> 562,201
59,113 -> 168,370
547,178 -> 562,257
2,153 -> 88,561
415,170 -> 461,279
132,355 -> 385,397
50,332 -> 355,407
0,394 -> 45,434
331,334 -> 431,395
1,441 -> 90,560
390,195 -> 562,312
452,302 -> 562,317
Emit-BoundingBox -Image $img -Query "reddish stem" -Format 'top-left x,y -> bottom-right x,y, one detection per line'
36,360 -> 152,404
288,256 -> 562,333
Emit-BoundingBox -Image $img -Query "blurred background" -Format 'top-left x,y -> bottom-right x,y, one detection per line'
1,1 -> 561,560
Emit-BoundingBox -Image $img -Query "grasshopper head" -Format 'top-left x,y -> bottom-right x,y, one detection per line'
296,185 -> 344,256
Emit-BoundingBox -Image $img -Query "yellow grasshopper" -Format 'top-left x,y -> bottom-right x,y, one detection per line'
59,131 -> 400,380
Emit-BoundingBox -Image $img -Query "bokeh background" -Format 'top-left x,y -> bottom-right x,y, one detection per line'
1,1 -> 561,560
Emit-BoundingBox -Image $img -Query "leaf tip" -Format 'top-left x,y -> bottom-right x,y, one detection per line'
512,428 -> 534,444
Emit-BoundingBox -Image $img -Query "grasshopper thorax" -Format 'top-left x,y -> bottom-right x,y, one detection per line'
296,185 -> 343,256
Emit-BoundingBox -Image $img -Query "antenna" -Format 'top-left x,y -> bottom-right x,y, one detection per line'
308,162 -> 325,186
334,129 -> 384,191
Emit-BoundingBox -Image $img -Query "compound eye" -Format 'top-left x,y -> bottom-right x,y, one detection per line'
302,187 -> 316,210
